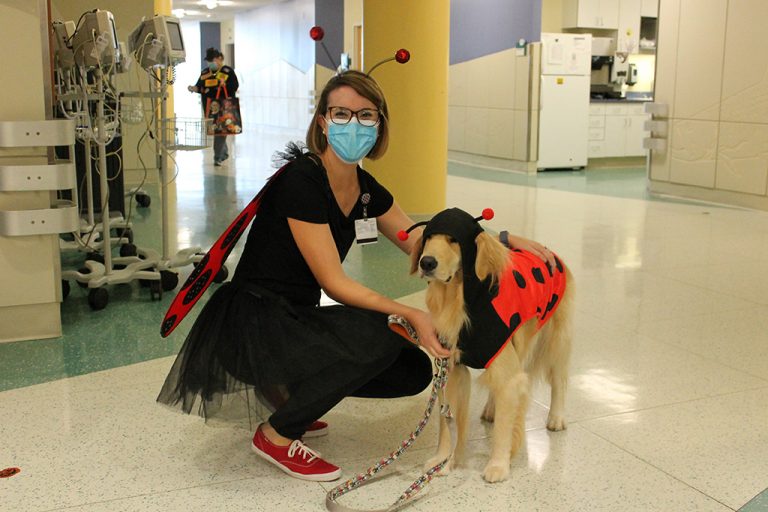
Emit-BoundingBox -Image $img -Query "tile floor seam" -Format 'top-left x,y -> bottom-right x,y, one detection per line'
563,383 -> 768,426
39,475 -> 328,512
577,425 -> 738,512
629,328 -> 768,384
646,271 -> 768,309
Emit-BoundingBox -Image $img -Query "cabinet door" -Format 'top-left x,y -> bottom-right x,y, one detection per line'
641,0 -> 658,17
618,0 -> 641,53
598,0 -> 620,28
603,116 -> 627,157
625,115 -> 649,156
578,0 -> 603,28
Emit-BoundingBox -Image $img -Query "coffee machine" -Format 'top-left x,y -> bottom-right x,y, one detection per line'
590,37 -> 636,99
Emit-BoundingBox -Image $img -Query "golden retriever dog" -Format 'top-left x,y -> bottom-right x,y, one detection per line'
408,208 -> 573,483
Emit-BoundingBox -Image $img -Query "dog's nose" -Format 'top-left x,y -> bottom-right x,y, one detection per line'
420,256 -> 438,273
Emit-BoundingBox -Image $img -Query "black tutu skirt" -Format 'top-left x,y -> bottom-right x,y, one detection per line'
157,280 -> 427,422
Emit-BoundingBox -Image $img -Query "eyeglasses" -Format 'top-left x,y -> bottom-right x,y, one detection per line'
326,106 -> 381,127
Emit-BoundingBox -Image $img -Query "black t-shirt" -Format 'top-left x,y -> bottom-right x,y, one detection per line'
232,153 -> 394,305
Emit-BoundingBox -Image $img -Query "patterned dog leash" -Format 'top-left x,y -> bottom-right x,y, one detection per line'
325,315 -> 452,512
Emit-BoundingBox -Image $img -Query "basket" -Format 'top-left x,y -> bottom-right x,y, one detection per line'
164,117 -> 211,151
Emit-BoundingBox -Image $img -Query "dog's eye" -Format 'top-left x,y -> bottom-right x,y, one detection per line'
448,236 -> 457,244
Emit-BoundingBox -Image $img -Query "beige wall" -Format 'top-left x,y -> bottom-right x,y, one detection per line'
448,47 -> 538,169
344,0 -> 362,68
649,0 -> 768,209
542,0 -> 563,32
0,0 -> 62,341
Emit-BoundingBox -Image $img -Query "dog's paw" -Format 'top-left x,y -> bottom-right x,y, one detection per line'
546,413 -> 567,431
482,461 -> 509,483
424,455 -> 452,476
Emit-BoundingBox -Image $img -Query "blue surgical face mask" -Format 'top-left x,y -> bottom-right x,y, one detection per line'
326,120 -> 378,164
208,62 -> 218,72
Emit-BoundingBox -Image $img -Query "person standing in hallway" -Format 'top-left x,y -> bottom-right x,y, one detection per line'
188,47 -> 239,166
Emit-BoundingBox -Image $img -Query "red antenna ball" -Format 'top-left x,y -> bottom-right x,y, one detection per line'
481,208 -> 494,220
310,26 -> 325,41
397,230 -> 409,241
395,49 -> 410,64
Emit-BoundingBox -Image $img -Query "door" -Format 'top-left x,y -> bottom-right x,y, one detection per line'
538,75 -> 590,169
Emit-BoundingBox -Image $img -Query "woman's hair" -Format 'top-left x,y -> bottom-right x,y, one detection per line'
205,47 -> 223,62
306,70 -> 389,160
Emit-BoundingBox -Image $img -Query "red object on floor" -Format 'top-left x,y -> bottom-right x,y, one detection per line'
0,467 -> 20,478
252,427 -> 341,482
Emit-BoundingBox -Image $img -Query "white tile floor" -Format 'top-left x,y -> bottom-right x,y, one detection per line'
3,163 -> 768,511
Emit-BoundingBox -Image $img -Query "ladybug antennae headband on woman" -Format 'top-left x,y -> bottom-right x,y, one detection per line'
309,25 -> 410,75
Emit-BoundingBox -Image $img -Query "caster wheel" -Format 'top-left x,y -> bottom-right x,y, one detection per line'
136,193 -> 151,208
213,265 -> 229,283
62,280 -> 70,299
117,228 -> 134,244
149,280 -> 162,300
77,267 -> 90,288
88,288 -> 109,310
85,252 -> 104,264
160,270 -> 179,291
119,243 -> 138,257
139,279 -> 151,288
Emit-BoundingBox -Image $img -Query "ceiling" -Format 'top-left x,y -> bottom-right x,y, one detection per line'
170,0 -> 279,22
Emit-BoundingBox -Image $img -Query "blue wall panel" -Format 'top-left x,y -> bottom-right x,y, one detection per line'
450,0 -> 541,64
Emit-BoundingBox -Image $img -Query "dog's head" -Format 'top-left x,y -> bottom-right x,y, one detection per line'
408,208 -> 509,286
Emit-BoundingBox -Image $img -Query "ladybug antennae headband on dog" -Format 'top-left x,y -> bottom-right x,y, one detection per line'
310,25 -> 410,75
397,208 -> 495,241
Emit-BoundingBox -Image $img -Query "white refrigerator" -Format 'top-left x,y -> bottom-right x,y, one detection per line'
537,33 -> 592,170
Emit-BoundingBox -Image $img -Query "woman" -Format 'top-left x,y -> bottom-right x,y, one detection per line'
159,70 -> 556,482
188,47 -> 239,166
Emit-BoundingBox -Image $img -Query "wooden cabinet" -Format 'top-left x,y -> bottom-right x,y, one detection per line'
588,103 -> 649,158
563,0 -> 619,29
618,0 -> 641,54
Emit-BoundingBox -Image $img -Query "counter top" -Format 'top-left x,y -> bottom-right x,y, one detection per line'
590,98 -> 653,103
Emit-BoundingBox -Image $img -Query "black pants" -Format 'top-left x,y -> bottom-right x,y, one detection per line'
269,345 -> 432,439
213,135 -> 229,162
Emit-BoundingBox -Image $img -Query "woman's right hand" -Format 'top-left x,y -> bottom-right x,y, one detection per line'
407,309 -> 451,359
187,85 -> 196,93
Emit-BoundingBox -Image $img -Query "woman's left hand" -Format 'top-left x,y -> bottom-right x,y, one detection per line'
506,234 -> 557,270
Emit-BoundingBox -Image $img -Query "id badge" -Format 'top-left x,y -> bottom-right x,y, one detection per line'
354,217 -> 378,245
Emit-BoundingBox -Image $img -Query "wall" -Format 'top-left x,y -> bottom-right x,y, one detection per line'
0,0 -> 62,341
448,0 -> 541,166
199,22 -> 221,68
542,0 -> 563,32
50,0 -> 157,185
649,0 -> 768,210
235,0 -> 314,131
343,0 -> 362,69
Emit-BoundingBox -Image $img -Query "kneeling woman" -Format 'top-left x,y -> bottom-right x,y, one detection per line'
157,70 -> 556,482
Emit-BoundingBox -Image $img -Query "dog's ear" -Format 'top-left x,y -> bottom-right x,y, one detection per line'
475,231 -> 510,284
409,234 -> 424,275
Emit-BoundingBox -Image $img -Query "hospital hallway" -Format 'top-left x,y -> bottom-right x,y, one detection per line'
2,128 -> 768,512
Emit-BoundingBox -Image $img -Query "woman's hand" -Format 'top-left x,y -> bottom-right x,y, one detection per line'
506,234 -> 557,270
406,309 -> 451,359
187,85 -> 197,93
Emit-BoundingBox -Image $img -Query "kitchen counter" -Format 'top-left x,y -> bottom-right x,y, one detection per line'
590,97 -> 653,103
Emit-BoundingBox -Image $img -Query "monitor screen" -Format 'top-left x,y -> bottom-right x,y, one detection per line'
166,21 -> 184,51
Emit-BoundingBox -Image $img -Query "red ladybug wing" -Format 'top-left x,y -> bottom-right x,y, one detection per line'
160,165 -> 289,338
